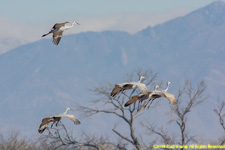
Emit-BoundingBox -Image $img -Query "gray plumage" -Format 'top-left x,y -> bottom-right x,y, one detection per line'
42,21 -> 80,45
38,107 -> 80,134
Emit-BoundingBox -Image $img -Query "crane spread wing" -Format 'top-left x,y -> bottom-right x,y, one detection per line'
110,84 -> 123,97
111,81 -> 147,97
124,95 -> 139,107
123,82 -> 147,94
38,117 -> 54,133
125,91 -> 152,107
163,92 -> 176,104
150,94 -> 161,99
53,22 -> 68,29
134,82 -> 147,94
121,83 -> 134,89
53,114 -> 81,125
53,31 -> 63,45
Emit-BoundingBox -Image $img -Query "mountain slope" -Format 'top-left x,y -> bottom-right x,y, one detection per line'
0,1 -> 224,140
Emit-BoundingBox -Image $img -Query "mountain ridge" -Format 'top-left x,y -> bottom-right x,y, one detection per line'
0,1 -> 224,140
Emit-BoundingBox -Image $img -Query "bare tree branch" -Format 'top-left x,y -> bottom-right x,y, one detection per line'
142,80 -> 207,149
112,129 -> 134,145
141,123 -> 173,145
39,123 -> 100,150
171,80 -> 207,148
214,100 -> 225,147
214,101 -> 225,131
77,70 -> 158,150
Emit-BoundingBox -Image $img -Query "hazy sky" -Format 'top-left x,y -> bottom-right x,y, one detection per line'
0,0 -> 222,51
0,0 -> 218,23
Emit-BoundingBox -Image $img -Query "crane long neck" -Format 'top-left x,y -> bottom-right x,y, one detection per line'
154,85 -> 159,91
139,77 -> 144,83
164,82 -> 170,92
65,23 -> 75,30
64,108 -> 70,114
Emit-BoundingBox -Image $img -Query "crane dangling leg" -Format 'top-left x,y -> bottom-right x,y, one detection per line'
42,33 -> 50,37
42,29 -> 55,37
137,101 -> 143,111
144,98 -> 155,108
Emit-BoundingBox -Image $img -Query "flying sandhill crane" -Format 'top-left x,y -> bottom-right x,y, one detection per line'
110,76 -> 146,97
38,107 -> 80,134
147,81 -> 176,105
147,90 -> 176,105
42,21 -> 80,45
124,84 -> 160,107
125,81 -> 176,107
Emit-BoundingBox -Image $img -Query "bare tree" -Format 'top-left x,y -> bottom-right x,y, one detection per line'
77,70 -> 158,150
173,80 -> 207,147
78,133 -> 127,150
141,123 -> 175,147
39,123 -> 100,150
0,128 -> 125,150
214,100 -> 225,146
142,80 -> 207,149
0,131 -> 37,150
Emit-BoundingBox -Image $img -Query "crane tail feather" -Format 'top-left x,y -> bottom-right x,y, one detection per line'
42,33 -> 50,37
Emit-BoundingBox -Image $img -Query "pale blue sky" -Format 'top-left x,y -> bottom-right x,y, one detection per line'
0,0 -> 217,23
0,0 -> 222,52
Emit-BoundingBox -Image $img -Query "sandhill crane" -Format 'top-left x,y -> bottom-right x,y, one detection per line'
38,107 -> 80,134
110,76 -> 146,97
125,81 -> 176,107
42,21 -> 80,45
147,81 -> 176,106
124,84 -> 160,107
148,90 -> 176,105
